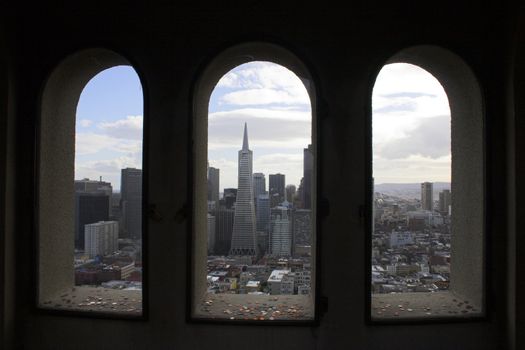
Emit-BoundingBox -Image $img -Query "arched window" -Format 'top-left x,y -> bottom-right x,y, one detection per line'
369,46 -> 484,321
38,49 -> 145,317
192,44 -> 318,323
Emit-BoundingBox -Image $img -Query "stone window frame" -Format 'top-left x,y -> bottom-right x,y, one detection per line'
190,42 -> 320,325
367,45 -> 486,323
37,48 -> 148,319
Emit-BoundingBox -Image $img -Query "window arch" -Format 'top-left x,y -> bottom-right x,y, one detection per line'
369,45 -> 485,321
191,43 -> 318,323
38,48 -> 145,317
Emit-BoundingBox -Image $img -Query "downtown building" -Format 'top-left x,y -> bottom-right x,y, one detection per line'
269,173 -> 285,208
229,123 -> 258,256
270,206 -> 293,257
207,166 -> 220,205
421,182 -> 434,211
74,179 -> 111,250
211,208 -> 234,255
84,221 -> 119,258
302,144 -> 313,209
439,189 -> 452,215
253,172 -> 266,202
121,168 -> 142,240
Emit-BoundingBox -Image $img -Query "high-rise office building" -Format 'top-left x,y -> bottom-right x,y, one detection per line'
75,177 -> 113,218
303,144 -> 313,209
293,209 -> 312,246
84,221 -> 119,258
212,208 -> 234,255
253,173 -> 266,202
269,173 -> 285,208
230,123 -> 257,256
223,188 -> 237,209
256,194 -> 270,233
286,184 -> 296,203
75,192 -> 109,250
421,182 -> 434,211
270,206 -> 292,257
121,168 -> 142,240
439,189 -> 452,215
207,214 -> 216,254
75,177 -> 112,195
207,167 -> 220,204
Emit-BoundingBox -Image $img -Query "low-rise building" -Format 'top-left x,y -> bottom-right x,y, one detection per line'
267,269 -> 291,295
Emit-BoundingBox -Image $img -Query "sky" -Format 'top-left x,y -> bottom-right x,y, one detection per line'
74,61 -> 451,191
372,63 -> 451,184
75,66 -> 143,190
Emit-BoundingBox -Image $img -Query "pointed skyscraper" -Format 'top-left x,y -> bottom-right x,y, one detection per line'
230,123 -> 257,256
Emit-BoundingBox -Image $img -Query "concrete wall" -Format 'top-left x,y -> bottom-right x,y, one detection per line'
0,2 -> 520,350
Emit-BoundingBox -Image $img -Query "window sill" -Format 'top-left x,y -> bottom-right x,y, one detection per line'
371,291 -> 482,321
193,293 -> 314,322
39,286 -> 142,316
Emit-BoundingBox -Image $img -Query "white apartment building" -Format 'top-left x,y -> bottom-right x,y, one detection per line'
84,221 -> 119,258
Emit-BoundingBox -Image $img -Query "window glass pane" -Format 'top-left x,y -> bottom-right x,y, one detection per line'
195,61 -> 315,321
371,63 -> 464,319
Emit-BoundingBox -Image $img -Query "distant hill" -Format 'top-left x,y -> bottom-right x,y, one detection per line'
374,182 -> 451,200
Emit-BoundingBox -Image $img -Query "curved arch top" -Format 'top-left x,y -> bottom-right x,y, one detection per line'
194,42 -> 317,108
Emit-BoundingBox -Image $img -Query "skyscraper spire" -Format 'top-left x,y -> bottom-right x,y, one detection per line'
242,122 -> 249,151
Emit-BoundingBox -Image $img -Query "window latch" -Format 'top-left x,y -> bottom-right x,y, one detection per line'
148,204 -> 163,222
174,204 -> 189,223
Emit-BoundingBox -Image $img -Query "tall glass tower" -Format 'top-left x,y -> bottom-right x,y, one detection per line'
230,123 -> 257,256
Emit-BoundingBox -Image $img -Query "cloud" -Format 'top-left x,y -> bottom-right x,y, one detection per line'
380,92 -> 437,99
98,115 -> 143,140
373,154 -> 451,183
220,88 -> 310,106
215,61 -> 310,106
75,133 -> 142,156
373,101 -> 417,114
375,115 -> 450,159
76,156 -> 140,174
78,119 -> 93,127
209,108 -> 310,122
75,156 -> 142,189
75,133 -> 119,155
208,109 -> 311,151
254,153 -> 304,188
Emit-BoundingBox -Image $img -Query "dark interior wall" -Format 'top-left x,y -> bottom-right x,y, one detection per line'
0,15 -> 16,350
511,4 -> 525,349
0,2 -> 521,349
